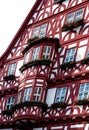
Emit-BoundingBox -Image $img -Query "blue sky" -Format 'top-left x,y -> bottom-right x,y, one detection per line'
0,0 -> 36,56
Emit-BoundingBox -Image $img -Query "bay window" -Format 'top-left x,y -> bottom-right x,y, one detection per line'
32,47 -> 40,60
23,88 -> 32,102
33,87 -> 42,101
42,46 -> 52,59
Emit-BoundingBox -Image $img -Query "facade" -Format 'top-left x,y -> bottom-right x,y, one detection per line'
0,0 -> 89,129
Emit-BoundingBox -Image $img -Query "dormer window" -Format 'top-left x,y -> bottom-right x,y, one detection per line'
32,23 -> 48,38
32,47 -> 40,60
7,63 -> 16,76
42,46 -> 52,59
65,48 -> 76,63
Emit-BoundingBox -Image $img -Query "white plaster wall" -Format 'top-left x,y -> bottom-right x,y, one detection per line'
16,60 -> 23,76
76,46 -> 86,61
46,88 -> 56,106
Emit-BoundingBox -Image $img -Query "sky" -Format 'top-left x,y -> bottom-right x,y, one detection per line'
0,0 -> 36,57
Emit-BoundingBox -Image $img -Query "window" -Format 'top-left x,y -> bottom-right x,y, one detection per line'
55,87 -> 67,103
39,23 -> 48,37
42,46 -> 52,59
76,9 -> 84,20
65,48 -> 76,63
67,12 -> 74,23
32,23 -> 47,38
78,83 -> 89,100
17,91 -> 22,104
67,8 -> 84,23
7,63 -> 16,76
32,47 -> 40,60
23,88 -> 32,102
33,87 -> 42,101
6,97 -> 15,110
32,26 -> 40,37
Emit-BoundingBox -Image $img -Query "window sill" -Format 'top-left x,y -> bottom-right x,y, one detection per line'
22,36 -> 59,55
19,59 -> 52,72
62,18 -> 84,31
51,102 -> 67,109
60,61 -> 75,70
12,101 -> 48,112
75,99 -> 89,105
4,75 -> 15,81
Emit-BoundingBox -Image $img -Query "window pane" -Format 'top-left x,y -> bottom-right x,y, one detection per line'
8,63 -> 16,76
78,83 -> 89,100
33,87 -> 42,101
55,87 -> 67,103
23,88 -> 32,102
65,48 -> 76,63
32,47 -> 40,60
67,12 -> 74,23
32,26 -> 40,37
39,23 -> 47,37
42,46 -> 51,59
76,9 -> 83,20
6,97 -> 15,110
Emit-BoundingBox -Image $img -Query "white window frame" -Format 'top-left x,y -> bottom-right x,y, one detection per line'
65,48 -> 76,63
32,47 -> 40,60
6,97 -> 15,110
42,46 -> 52,59
55,87 -> 67,103
17,91 -> 22,104
23,88 -> 32,102
76,8 -> 84,20
33,87 -> 42,101
78,83 -> 89,100
7,63 -> 16,76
